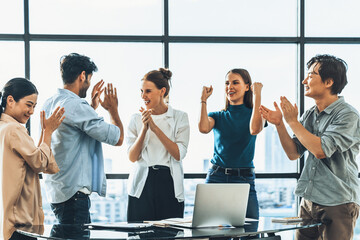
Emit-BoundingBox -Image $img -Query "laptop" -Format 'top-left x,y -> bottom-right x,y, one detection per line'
170,183 -> 250,228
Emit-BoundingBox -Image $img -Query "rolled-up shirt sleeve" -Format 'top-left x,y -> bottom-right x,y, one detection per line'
292,137 -> 307,158
10,125 -> 59,174
175,112 -> 190,161
321,112 -> 360,158
70,101 -> 120,146
126,114 -> 141,158
292,115 -> 308,157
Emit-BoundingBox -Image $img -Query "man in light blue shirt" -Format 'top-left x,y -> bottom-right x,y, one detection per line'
43,53 -> 124,224
260,54 -> 360,240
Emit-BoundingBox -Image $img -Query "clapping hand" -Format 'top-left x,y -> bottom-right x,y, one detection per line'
139,107 -> 155,131
279,96 -> 298,124
259,96 -> 298,126
40,106 -> 65,133
259,102 -> 283,126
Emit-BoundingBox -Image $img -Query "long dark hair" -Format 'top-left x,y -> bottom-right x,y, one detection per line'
224,68 -> 253,110
0,78 -> 38,117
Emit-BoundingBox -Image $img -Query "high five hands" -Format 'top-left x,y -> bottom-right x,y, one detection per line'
100,83 -> 118,112
91,80 -> 118,112
259,96 -> 298,126
91,80 -> 105,110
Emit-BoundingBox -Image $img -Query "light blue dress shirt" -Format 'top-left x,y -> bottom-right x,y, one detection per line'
42,89 -> 120,204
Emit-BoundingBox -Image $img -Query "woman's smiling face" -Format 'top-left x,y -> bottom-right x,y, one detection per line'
225,72 -> 249,105
141,80 -> 165,110
7,93 -> 38,124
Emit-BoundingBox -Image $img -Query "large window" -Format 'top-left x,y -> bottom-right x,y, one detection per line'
29,0 -> 163,35
0,1 -> 23,34
0,42 -> 24,86
169,0 -> 297,36
2,1 -> 360,238
305,0 -> 360,37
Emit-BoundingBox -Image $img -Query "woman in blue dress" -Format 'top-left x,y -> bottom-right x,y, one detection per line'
198,68 -> 266,219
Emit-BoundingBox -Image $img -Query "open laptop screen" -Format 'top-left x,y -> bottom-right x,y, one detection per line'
167,183 -> 250,228
192,183 -> 250,228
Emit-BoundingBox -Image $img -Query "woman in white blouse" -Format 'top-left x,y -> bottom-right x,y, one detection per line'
127,68 -> 190,222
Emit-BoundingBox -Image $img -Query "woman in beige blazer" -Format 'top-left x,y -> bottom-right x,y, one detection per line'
0,78 -> 65,240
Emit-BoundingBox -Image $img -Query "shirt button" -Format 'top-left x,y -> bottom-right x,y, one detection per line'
309,180 -> 312,183
316,120 -> 320,123
312,167 -> 315,170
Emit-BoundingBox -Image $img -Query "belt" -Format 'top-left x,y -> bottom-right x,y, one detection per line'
212,165 -> 254,176
75,191 -> 89,198
150,165 -> 170,170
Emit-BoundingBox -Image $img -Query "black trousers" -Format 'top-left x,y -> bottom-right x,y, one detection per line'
127,166 -> 184,222
50,191 -> 91,224
10,231 -> 36,240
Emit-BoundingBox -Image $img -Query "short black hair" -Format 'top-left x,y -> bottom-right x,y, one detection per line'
60,53 -> 98,84
307,54 -> 348,95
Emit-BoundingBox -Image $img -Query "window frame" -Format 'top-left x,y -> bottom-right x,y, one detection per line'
1,0 -> 360,213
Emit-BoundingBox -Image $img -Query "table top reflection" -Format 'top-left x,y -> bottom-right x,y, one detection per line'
16,217 -> 321,239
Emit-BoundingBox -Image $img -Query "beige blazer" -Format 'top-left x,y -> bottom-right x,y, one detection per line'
0,113 -> 59,240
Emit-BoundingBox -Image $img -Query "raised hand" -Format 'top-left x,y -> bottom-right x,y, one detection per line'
201,85 -> 213,102
41,106 -> 65,133
91,79 -> 105,110
280,96 -> 298,124
100,83 -> 118,111
259,102 -> 283,126
251,82 -> 263,96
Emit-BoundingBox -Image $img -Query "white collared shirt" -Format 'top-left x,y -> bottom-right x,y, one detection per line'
147,112 -> 171,167
126,105 -> 190,202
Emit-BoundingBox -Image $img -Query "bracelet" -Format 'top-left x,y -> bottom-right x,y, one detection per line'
201,101 -> 206,104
